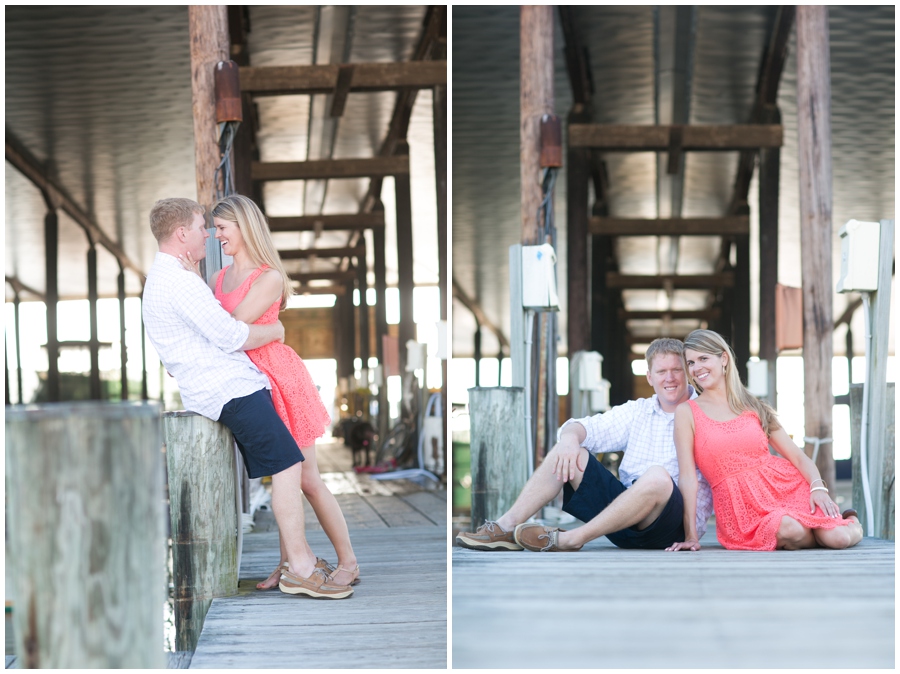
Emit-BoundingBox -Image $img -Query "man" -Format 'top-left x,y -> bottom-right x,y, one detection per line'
456,338 -> 713,552
142,197 -> 351,599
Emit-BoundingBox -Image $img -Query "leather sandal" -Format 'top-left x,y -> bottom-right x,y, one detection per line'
256,562 -> 289,591
315,557 -> 336,574
328,564 -> 360,586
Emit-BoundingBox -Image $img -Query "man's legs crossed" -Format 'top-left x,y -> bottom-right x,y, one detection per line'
455,445 -> 587,549
554,465 -> 675,550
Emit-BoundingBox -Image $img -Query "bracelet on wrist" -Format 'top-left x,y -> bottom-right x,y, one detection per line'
810,486 -> 829,494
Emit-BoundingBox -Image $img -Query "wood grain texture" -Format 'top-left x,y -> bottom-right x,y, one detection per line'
453,529 -> 894,668
468,387 -> 528,527
796,5 -> 835,489
190,525 -> 446,669
568,124 -> 783,150
5,403 -> 166,668
240,61 -> 446,95
163,412 -> 238,652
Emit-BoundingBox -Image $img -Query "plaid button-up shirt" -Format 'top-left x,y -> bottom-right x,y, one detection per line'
560,388 -> 714,537
143,252 -> 270,420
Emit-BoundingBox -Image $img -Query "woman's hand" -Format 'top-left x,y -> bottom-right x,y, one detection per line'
666,538 -> 701,552
178,251 -> 202,277
810,489 -> 840,518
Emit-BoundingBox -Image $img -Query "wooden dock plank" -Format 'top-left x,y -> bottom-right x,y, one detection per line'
399,490 -> 448,525
191,525 -> 446,669
452,530 -> 894,669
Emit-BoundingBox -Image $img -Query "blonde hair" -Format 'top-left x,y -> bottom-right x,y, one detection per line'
211,195 -> 294,309
682,329 -> 780,436
149,198 -> 204,242
645,337 -> 684,370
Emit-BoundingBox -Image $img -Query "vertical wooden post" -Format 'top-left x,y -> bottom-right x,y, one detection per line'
357,240 -> 370,386
163,411 -> 238,652
734,227 -> 751,385
6,402 -> 165,668
87,243 -> 101,399
758,105 -> 780,406
520,5 -> 554,245
468,387 -> 528,527
521,5 -> 555,466
44,209 -> 60,402
189,5 -> 229,282
434,51 -> 448,472
373,212 -> 389,439
118,265 -> 128,400
14,289 -> 23,403
567,105 -> 591,359
140,293 -> 149,400
395,142 -> 415,387
796,5 -> 835,488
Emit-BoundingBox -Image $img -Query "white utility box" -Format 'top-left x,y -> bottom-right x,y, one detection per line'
836,219 -> 881,293
522,243 -> 559,310
746,359 -> 769,398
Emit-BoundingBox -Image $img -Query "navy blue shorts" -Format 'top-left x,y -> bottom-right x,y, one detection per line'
218,388 -> 304,479
562,455 -> 685,549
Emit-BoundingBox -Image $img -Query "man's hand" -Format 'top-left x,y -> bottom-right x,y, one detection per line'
665,538 -> 701,552
550,433 -> 585,483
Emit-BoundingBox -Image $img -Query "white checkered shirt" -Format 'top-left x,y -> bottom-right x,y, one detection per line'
143,252 -> 270,420
559,388 -> 714,538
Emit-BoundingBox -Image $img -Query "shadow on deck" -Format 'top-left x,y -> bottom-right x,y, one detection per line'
452,525 -> 894,668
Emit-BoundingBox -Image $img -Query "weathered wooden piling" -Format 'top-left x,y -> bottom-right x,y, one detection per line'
467,387 -> 528,527
850,383 -> 895,540
163,411 -> 239,652
5,402 -> 165,668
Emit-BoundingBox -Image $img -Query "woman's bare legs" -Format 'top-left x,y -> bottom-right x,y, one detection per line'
814,515 -> 863,549
256,443 -> 358,589
775,516 -> 817,550
297,443 -> 358,584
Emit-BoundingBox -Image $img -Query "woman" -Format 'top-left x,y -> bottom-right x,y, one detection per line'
666,329 -> 862,552
180,194 -> 360,587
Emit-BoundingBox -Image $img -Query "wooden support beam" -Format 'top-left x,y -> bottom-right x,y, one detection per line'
5,276 -> 45,300
87,245 -> 101,400
569,124 -> 783,151
5,134 -> 144,279
395,141 -> 415,381
278,246 -> 364,261
329,64 -> 355,117
758,104 -> 781,405
288,270 -> 357,284
606,273 -> 735,289
252,156 -> 408,181
189,5 -> 229,213
372,210 -> 389,440
590,216 -> 749,236
797,5 -> 835,488
240,61 -> 446,96
357,239 -> 370,373
268,212 -> 384,233
44,210 -> 60,402
118,266 -> 128,401
620,309 -> 720,321
567,106 -> 591,356
733,232 -> 751,383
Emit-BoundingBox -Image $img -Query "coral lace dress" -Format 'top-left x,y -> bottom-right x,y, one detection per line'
688,399 -> 852,550
216,265 -> 331,449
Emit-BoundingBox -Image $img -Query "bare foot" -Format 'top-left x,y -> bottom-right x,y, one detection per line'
256,564 -> 284,590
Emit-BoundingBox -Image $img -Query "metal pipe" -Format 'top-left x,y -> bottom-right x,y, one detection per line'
118,265 -> 128,400
45,210 -> 60,402
87,244 -> 101,399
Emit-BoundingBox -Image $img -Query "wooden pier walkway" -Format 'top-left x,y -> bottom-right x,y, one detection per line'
452,524 -> 894,668
186,453 -> 447,669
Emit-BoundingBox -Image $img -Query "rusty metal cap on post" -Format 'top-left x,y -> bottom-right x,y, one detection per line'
539,113 -> 562,168
215,60 -> 242,123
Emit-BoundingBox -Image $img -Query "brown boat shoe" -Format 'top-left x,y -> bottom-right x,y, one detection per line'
279,567 -> 353,599
514,523 -> 569,552
456,521 -> 523,551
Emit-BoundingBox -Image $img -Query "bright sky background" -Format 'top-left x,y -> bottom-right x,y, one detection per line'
5,285 -> 444,426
